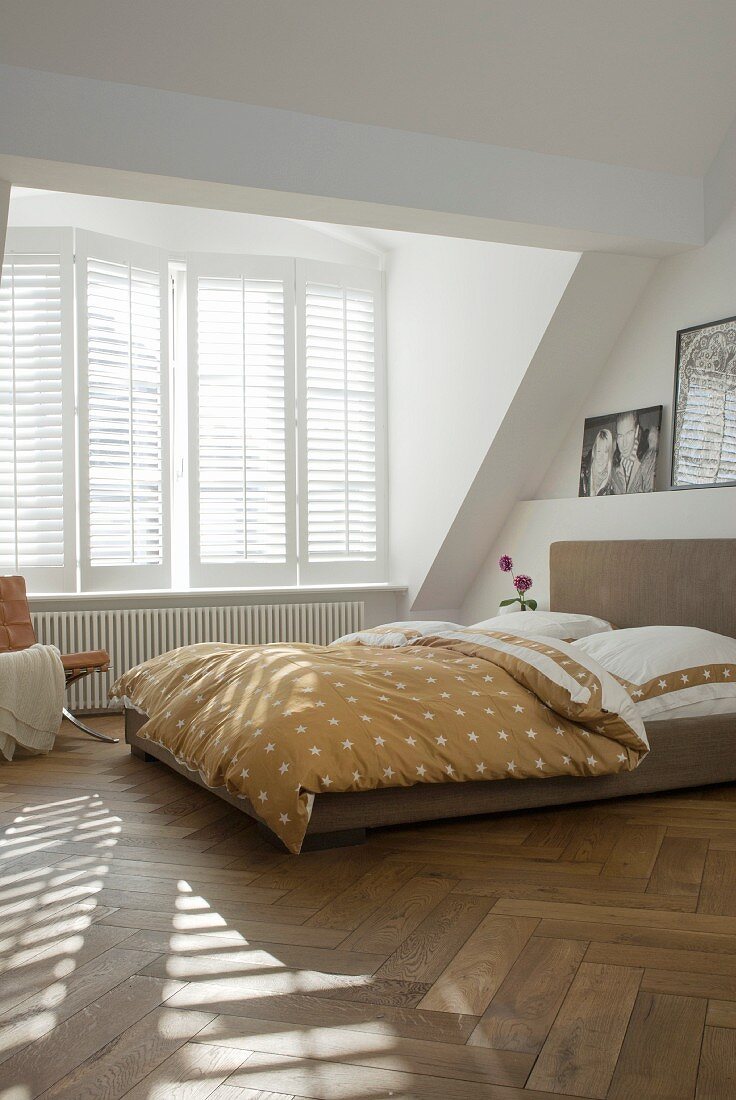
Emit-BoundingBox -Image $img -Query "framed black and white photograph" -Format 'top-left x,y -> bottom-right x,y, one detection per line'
672,315 -> 736,489
579,405 -> 662,497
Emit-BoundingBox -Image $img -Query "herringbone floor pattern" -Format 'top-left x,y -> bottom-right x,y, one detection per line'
1,716 -> 735,1099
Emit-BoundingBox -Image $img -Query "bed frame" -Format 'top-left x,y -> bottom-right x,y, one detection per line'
126,539 -> 736,850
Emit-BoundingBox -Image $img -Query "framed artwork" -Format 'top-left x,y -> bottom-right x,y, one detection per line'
672,315 -> 736,489
579,405 -> 662,497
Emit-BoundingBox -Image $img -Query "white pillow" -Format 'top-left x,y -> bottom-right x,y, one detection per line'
332,621 -> 461,647
573,625 -> 736,720
469,610 -> 613,642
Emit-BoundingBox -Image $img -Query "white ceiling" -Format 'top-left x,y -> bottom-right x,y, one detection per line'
1,0 -> 734,177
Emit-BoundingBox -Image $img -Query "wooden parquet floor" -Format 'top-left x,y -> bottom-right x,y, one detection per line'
1,717 -> 735,1099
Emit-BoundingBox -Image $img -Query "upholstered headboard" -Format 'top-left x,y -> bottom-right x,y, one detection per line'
550,540 -> 736,639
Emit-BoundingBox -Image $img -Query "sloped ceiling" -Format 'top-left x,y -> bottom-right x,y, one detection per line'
2,1 -> 735,176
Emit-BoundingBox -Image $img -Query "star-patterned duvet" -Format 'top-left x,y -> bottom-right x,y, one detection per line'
110,628 -> 649,853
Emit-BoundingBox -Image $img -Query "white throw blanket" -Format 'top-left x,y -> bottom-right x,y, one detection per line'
0,645 -> 65,761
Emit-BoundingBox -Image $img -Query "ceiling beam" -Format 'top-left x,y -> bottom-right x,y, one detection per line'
0,63 -> 703,257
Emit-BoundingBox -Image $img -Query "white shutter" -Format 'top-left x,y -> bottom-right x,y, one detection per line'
0,228 -> 75,592
76,231 -> 170,591
187,255 -> 296,587
296,261 -> 386,584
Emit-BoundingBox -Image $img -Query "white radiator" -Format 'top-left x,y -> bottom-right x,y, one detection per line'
32,600 -> 364,712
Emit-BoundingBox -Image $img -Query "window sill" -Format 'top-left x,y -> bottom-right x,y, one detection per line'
28,582 -> 407,610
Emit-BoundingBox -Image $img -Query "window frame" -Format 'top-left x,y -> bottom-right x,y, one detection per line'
75,230 -> 171,592
1,227 -> 77,592
186,252 -> 298,589
295,259 -> 387,586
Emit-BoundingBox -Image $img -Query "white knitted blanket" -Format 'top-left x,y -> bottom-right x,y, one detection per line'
0,644 -> 65,761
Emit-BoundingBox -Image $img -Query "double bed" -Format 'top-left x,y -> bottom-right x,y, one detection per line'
122,539 -> 736,850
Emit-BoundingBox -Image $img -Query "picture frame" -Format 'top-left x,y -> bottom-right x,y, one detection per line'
579,405 -> 662,497
671,315 -> 736,490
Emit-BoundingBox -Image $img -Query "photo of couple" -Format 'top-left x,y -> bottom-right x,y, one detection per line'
579,405 -> 662,497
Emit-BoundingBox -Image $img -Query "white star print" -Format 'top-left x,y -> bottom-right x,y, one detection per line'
436,735 -> 447,746
467,731 -> 479,742
725,668 -> 732,678
352,770 -> 361,782
258,790 -> 268,803
164,710 -> 172,719
279,813 -> 290,825
374,735 -> 386,747
295,725 -> 307,734
329,718 -> 340,726
455,708 -> 465,717
507,760 -> 517,773
586,755 -> 598,768
423,711 -> 435,721
279,762 -> 290,775
195,694 -> 204,703
240,768 -> 250,779
176,720 -> 185,729
476,762 -> 487,774
309,745 -> 321,756
440,692 -> 451,700
360,714 -> 372,723
396,682 -> 406,690
379,695 -> 389,702
513,704 -> 524,714
562,755 -> 571,766
322,775 -> 333,787
617,753 -> 627,763
445,764 -> 455,776
416,764 -> 426,777
554,726 -> 565,736
391,714 -> 403,722
264,742 -> 275,753
658,679 -> 667,690
483,675 -> 493,683
405,736 -> 417,746
341,739 -> 354,750
383,766 -> 395,779
426,677 -> 436,684
526,729 -> 538,740
703,669 -> 712,680
535,757 -> 545,770
347,696 -> 358,704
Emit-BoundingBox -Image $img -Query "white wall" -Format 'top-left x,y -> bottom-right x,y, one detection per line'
463,201 -> 736,620
385,233 -> 579,613
8,189 -> 381,267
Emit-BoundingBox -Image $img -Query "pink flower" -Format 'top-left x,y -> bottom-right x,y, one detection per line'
498,555 -> 513,573
515,574 -> 533,594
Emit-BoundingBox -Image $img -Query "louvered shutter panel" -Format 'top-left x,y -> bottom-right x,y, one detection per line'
296,261 -> 385,584
0,228 -> 76,592
76,231 -> 170,591
187,255 -> 296,587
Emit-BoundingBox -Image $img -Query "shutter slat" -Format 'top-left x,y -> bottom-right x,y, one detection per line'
304,282 -> 377,561
85,255 -> 165,568
196,274 -> 288,565
0,253 -> 66,572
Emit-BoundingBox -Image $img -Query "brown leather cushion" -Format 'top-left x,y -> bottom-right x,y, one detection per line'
0,576 -> 36,652
61,650 -> 110,672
